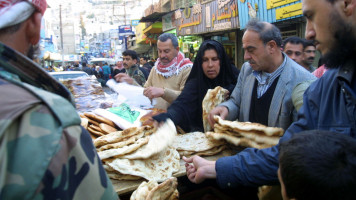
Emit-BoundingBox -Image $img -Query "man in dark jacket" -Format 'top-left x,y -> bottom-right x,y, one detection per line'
82,62 -> 93,75
184,0 -> 356,190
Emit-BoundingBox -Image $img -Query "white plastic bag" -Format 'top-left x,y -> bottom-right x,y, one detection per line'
106,79 -> 155,109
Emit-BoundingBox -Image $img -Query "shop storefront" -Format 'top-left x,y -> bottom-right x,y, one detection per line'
174,0 -> 239,64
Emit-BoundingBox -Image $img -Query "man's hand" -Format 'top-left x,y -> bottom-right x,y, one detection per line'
114,73 -> 134,84
208,106 -> 228,128
143,87 -> 164,99
183,156 -> 216,184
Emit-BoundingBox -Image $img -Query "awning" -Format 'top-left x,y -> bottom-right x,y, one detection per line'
139,12 -> 169,23
143,22 -> 162,34
129,44 -> 152,54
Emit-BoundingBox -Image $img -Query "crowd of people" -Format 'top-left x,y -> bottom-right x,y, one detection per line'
1,0 -> 356,199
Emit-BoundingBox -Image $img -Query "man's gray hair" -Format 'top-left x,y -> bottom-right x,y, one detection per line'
245,19 -> 282,47
158,33 -> 179,48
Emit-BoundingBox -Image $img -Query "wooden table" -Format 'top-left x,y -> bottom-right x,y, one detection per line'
111,149 -> 235,195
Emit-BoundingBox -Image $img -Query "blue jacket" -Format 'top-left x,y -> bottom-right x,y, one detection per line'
216,60 -> 356,188
102,65 -> 111,75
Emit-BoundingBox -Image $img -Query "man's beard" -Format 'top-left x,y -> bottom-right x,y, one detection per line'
321,12 -> 356,69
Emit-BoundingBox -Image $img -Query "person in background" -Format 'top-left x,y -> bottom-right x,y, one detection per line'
282,36 -> 305,67
115,50 -> 146,86
301,40 -> 317,72
138,57 -> 150,80
153,40 -> 239,133
143,33 -> 193,110
140,56 -> 153,74
102,62 -> 111,84
0,0 -> 118,199
112,60 -> 125,77
82,62 -> 93,75
278,130 -> 356,200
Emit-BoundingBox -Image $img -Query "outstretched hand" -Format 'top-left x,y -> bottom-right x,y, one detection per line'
207,106 -> 228,128
183,155 -> 217,184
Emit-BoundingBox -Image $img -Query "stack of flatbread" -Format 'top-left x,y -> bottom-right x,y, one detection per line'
95,119 -> 180,182
207,116 -> 284,149
173,132 -> 226,158
80,112 -> 119,139
130,177 -> 179,200
202,86 -> 229,132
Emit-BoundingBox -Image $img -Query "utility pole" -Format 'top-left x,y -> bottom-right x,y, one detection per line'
124,0 -> 126,25
60,4 -> 64,68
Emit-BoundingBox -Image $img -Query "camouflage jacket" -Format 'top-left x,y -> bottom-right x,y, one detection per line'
0,42 -> 119,200
126,64 -> 146,87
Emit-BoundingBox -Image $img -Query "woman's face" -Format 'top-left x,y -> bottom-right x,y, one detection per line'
202,49 -> 220,79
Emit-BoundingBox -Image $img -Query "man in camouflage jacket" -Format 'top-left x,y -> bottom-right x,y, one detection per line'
0,0 -> 118,199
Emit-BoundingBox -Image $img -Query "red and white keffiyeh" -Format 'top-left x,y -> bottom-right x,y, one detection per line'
0,0 -> 47,29
155,51 -> 193,78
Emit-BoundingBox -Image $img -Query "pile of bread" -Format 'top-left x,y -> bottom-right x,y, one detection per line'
94,119 -> 180,182
61,77 -> 114,113
80,113 -> 120,139
130,177 -> 179,200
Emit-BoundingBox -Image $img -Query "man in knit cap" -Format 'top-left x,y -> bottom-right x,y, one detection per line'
0,1 -> 118,199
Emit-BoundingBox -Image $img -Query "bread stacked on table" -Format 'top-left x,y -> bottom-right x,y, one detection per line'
80,113 -> 119,139
94,119 -> 180,182
130,177 -> 179,200
173,132 -> 226,158
206,115 -> 284,149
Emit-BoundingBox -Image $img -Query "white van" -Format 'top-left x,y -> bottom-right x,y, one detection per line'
89,58 -> 116,66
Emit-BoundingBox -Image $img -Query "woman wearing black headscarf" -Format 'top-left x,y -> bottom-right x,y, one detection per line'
153,40 -> 239,132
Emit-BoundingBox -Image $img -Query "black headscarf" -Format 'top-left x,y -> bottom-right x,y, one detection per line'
154,40 -> 239,132
187,39 -> 239,106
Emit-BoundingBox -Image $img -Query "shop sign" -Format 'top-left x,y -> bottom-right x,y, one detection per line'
266,0 -> 298,9
237,0 -> 303,29
162,12 -> 176,32
131,20 -> 140,26
136,23 -> 147,44
205,6 -> 211,28
275,3 -> 302,20
118,25 -> 135,36
176,0 -> 239,36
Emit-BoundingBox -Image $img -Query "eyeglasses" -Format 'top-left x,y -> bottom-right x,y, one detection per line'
304,50 -> 316,53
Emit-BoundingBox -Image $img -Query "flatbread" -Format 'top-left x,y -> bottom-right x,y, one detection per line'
98,136 -> 138,151
168,189 -> 179,200
178,145 -> 226,157
173,131 -> 225,152
106,147 -> 180,182
94,126 -> 152,147
130,181 -> 158,200
84,112 -> 116,127
121,119 -> 176,159
106,172 -> 143,181
87,126 -> 104,137
206,132 -> 271,149
213,115 -> 284,136
81,118 -> 88,129
202,86 -> 229,132
98,137 -> 149,160
146,177 -> 178,200
99,123 -> 118,134
90,124 -> 102,132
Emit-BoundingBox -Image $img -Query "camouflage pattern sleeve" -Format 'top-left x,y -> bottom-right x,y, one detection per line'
0,78 -> 119,200
132,69 -> 146,87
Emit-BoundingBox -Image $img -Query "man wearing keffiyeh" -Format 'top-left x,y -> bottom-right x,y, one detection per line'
0,1 -> 118,199
143,33 -> 193,110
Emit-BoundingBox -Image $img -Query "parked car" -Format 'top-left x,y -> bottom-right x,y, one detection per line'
49,71 -> 89,80
89,58 -> 116,66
